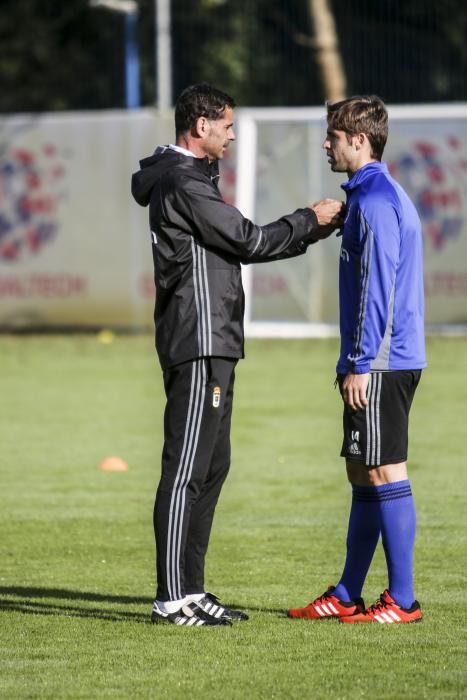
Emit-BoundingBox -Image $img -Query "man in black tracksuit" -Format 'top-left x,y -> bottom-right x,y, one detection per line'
131,83 -> 343,627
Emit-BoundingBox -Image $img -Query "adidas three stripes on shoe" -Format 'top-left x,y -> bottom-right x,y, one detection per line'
287,586 -> 365,620
340,589 -> 423,624
151,600 -> 231,626
194,592 -> 249,621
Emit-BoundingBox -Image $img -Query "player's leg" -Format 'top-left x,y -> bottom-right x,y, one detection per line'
332,463 -> 382,603
331,372 -> 382,603
364,462 -> 417,608
369,371 -> 421,609
340,370 -> 423,623
288,374 -> 374,619
340,460 -> 422,623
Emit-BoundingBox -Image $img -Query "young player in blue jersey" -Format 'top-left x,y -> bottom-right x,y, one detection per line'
288,95 -> 427,624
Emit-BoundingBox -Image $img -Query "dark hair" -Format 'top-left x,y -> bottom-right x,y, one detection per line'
175,83 -> 236,136
327,95 -> 388,160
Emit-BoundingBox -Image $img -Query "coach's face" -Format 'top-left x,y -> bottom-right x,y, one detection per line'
199,106 -> 236,162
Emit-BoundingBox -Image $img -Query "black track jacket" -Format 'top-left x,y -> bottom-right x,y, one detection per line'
131,146 -> 320,369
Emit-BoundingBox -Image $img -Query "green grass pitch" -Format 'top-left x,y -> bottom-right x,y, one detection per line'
1,334 -> 466,699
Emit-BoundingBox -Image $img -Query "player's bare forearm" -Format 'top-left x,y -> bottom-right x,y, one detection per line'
342,372 -> 370,410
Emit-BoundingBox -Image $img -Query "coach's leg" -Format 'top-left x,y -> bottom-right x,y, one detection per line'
154,359 -> 220,604
184,359 -> 236,595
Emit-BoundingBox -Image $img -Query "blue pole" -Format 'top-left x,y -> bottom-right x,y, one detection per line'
125,11 -> 140,109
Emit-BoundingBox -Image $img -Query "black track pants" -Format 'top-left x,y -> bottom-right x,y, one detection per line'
154,357 -> 236,601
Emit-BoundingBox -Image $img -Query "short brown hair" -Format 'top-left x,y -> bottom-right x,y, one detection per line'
175,83 -> 236,137
326,95 -> 388,160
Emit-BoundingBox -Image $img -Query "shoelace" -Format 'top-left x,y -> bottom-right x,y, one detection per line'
313,590 -> 333,605
366,596 -> 388,615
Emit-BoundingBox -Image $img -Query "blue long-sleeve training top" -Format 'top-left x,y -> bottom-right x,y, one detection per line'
337,161 -> 427,375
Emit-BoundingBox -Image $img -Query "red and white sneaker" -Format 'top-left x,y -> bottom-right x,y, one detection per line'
340,589 -> 423,624
287,586 -> 365,620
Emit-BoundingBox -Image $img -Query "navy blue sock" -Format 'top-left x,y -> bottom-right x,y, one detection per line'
333,485 -> 381,602
378,480 -> 417,609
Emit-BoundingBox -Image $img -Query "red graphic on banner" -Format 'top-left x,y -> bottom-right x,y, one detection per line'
0,141 -> 68,262
389,136 -> 466,252
0,274 -> 87,298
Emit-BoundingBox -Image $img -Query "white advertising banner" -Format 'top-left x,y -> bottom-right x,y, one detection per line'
1,105 -> 466,331
0,110 -> 172,329
238,105 -> 467,330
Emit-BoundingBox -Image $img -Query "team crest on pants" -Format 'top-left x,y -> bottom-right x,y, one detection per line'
212,386 -> 221,408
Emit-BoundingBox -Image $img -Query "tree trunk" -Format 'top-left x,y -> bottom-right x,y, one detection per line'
308,0 -> 347,103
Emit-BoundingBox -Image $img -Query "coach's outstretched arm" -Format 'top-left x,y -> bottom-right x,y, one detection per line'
170,174 -> 344,262
246,197 -> 344,263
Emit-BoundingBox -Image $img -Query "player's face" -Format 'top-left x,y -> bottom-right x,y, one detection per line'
202,107 -> 236,162
323,128 -> 356,174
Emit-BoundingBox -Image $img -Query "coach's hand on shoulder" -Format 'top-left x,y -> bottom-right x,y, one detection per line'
310,198 -> 345,240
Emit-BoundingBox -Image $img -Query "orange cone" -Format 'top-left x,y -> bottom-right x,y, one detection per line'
99,456 -> 128,472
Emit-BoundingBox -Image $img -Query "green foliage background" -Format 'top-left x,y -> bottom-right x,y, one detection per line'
1,0 -> 467,111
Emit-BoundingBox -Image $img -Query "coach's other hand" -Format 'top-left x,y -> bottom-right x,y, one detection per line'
310,198 -> 345,240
